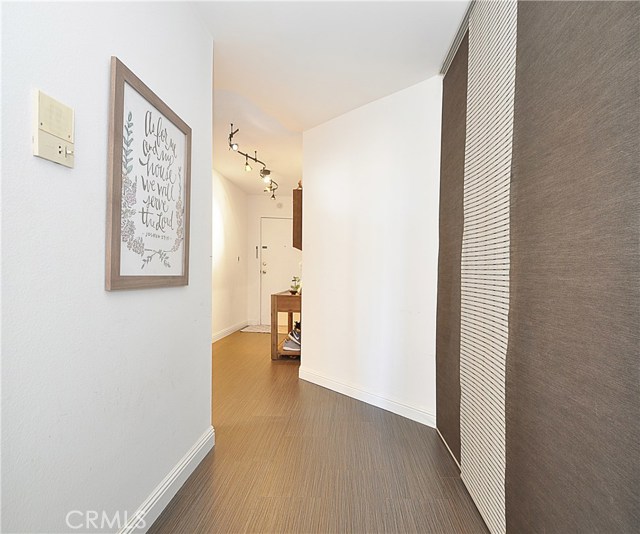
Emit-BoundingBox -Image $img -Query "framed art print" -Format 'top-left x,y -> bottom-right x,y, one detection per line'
106,57 -> 191,290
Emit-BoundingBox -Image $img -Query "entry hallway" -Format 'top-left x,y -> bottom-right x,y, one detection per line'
150,332 -> 488,533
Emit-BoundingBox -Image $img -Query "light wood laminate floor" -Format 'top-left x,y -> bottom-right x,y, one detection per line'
149,332 -> 488,533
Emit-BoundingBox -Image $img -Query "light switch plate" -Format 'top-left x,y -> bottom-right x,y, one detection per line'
33,90 -> 75,168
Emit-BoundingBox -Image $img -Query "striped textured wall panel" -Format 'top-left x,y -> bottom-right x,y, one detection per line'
459,1 -> 517,533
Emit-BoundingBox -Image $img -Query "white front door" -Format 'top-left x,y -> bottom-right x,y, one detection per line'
260,217 -> 302,325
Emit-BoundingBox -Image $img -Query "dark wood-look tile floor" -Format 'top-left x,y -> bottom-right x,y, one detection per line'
149,332 -> 488,533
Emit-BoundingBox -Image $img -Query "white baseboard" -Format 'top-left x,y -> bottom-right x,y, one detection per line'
298,367 -> 436,428
119,426 -> 215,534
212,321 -> 248,343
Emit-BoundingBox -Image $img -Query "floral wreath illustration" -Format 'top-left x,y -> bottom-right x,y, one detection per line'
120,111 -> 184,270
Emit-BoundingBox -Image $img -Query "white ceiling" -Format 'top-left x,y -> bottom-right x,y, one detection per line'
195,1 -> 470,194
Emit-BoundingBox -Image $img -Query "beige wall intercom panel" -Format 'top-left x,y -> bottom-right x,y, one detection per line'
33,90 -> 75,168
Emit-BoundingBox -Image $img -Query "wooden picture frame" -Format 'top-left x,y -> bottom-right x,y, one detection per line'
106,57 -> 192,290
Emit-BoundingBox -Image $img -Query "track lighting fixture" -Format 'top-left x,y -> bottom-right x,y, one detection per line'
263,178 -> 279,199
228,125 -> 239,151
228,123 -> 279,198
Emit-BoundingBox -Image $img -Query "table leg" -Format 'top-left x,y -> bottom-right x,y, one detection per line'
271,294 -> 278,360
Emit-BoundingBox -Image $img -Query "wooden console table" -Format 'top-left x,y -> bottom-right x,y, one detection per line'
271,291 -> 301,360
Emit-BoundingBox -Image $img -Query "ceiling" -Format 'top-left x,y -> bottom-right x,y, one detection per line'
194,1 -> 470,195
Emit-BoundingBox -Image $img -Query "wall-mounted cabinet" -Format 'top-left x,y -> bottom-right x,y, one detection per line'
293,187 -> 302,250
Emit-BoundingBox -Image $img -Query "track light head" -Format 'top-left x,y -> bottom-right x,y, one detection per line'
244,155 -> 252,172
263,179 -> 278,199
260,168 -> 271,182
228,123 -> 240,151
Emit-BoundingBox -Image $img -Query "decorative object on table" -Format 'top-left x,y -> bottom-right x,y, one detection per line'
228,123 -> 278,199
106,57 -> 192,290
290,276 -> 301,295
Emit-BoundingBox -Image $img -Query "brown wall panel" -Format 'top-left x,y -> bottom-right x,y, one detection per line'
436,33 -> 468,464
507,2 -> 640,532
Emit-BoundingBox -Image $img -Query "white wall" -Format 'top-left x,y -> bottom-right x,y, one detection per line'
212,170 -> 248,341
1,3 -> 213,532
301,76 -> 442,427
246,194 -> 294,325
